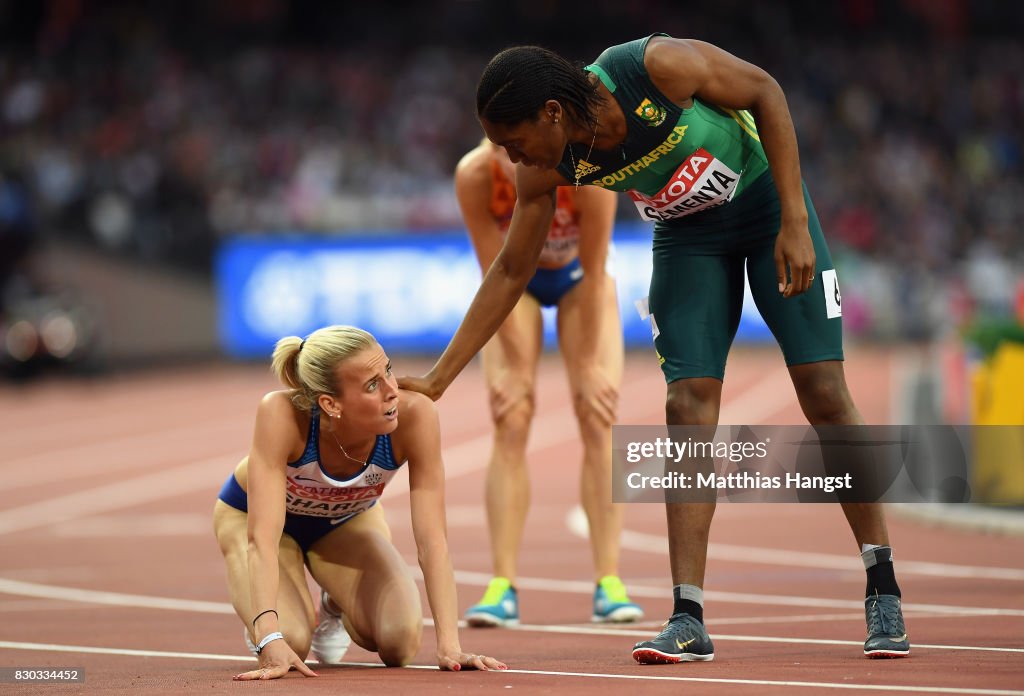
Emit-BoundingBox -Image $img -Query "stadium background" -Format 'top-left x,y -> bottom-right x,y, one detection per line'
3,0 -> 1021,475
1,2 -> 1024,693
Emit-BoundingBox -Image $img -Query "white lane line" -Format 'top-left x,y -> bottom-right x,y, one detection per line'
567,507 -> 1024,582
4,575 -> 1022,653
0,641 -> 1021,695
495,622 -> 1024,654
0,640 -> 245,662
52,513 -> 212,538
696,609 -> 1024,626
623,526 -> 1024,582
448,568 -> 1024,619
0,454 -> 239,535
1,420 -> 250,490
0,578 -> 233,614
0,599 -> 93,612
890,503 -> 1024,537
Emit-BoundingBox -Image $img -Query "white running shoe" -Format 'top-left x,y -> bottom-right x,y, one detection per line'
243,628 -> 258,656
310,590 -> 351,664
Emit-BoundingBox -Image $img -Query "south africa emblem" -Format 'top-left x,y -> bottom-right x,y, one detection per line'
635,98 -> 667,127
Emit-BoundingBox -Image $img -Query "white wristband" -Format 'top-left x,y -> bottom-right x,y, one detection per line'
255,631 -> 284,654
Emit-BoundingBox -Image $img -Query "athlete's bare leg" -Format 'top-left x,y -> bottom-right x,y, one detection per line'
663,377 -> 723,586
306,503 -> 422,666
789,360 -> 890,547
556,274 -> 625,580
214,501 -> 317,657
480,293 -> 545,582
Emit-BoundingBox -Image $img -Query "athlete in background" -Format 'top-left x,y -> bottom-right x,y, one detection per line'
402,35 -> 910,664
455,138 -> 642,626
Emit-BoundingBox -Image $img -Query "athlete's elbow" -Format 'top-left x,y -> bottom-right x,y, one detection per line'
750,72 -> 788,113
415,535 -> 450,565
493,252 -> 535,288
246,529 -> 279,556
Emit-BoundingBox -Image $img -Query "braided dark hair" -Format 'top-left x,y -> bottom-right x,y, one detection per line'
477,46 -> 601,129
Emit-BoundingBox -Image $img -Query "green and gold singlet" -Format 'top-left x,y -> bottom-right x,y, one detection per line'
555,34 -> 769,223
556,34 -> 844,383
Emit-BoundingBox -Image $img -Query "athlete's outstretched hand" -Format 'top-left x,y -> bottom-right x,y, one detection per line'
774,220 -> 816,298
232,640 -> 318,681
438,649 -> 507,672
398,372 -> 444,401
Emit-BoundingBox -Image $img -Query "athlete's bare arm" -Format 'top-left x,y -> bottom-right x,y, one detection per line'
455,145 -> 534,369
644,37 -> 815,297
400,164 -> 567,399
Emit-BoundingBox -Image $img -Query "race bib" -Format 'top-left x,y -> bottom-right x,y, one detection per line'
628,149 -> 740,222
822,269 -> 842,319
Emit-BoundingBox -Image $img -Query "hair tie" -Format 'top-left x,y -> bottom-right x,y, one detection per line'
299,339 -> 306,351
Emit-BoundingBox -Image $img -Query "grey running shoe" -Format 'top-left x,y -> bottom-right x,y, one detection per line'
864,593 -> 910,658
631,613 -> 715,664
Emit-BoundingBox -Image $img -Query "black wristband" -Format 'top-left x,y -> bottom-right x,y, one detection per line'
252,609 -> 278,629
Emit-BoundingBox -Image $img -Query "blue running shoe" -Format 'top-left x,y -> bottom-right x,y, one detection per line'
864,593 -> 910,658
465,577 -> 519,627
632,613 -> 715,664
592,575 -> 644,623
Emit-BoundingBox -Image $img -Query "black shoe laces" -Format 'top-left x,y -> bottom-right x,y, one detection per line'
867,591 -> 903,636
654,613 -> 700,642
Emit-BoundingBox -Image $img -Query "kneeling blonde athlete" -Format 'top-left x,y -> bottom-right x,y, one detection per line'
455,138 -> 642,625
213,325 -> 505,680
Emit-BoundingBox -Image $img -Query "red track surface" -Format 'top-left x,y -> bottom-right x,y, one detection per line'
1,346 -> 1022,695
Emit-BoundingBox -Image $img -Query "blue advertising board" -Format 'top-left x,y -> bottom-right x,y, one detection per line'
215,225 -> 772,358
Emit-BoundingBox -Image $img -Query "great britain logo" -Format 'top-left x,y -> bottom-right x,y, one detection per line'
635,98 -> 667,127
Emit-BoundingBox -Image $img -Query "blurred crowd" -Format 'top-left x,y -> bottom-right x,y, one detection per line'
1,0 -> 1022,342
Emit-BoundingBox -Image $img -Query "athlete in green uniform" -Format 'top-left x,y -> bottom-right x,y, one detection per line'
400,34 -> 909,664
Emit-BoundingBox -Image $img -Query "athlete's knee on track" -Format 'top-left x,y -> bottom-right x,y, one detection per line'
374,617 -> 422,667
281,620 -> 313,660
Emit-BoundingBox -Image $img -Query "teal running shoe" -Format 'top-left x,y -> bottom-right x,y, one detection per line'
465,577 -> 519,627
592,575 -> 644,623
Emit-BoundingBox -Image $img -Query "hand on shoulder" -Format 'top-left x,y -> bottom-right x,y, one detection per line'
396,388 -> 439,426
391,388 -> 443,472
